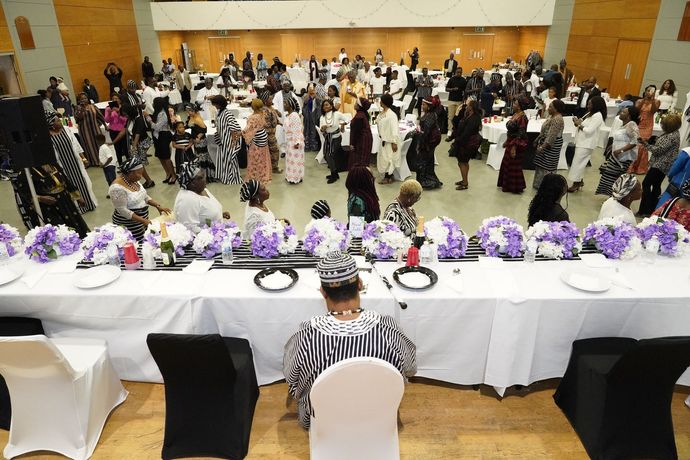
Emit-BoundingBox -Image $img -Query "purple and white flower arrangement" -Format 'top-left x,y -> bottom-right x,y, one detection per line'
636,216 -> 690,257
0,223 -> 23,258
583,217 -> 641,259
192,221 -> 242,259
525,221 -> 582,259
424,216 -> 467,258
143,221 -> 194,258
476,216 -> 525,257
361,220 -> 410,259
23,224 -> 81,263
251,220 -> 298,258
303,218 -> 350,258
81,223 -> 136,265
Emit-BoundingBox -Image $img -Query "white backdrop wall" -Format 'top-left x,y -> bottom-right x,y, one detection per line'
151,0 -> 556,31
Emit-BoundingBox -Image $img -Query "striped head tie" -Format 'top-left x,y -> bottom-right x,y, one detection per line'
310,200 -> 331,220
317,251 -> 359,287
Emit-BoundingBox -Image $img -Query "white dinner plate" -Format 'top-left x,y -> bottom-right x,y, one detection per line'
73,265 -> 121,289
560,268 -> 612,293
0,264 -> 25,286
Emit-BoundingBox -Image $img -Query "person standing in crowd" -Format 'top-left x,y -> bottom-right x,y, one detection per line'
415,68 -> 433,117
315,74 -> 328,100
256,53 -> 269,81
596,106 -> 640,196
242,51 -> 254,80
320,99 -> 346,184
415,96 -> 443,190
653,178 -> 690,231
443,52 -> 458,78
348,98 -> 373,171
527,173 -> 570,226
266,66 -> 281,94
575,76 -> 601,118
212,95 -> 243,185
74,92 -> 106,167
501,72 -> 524,109
148,97 -> 175,185
358,61 -> 373,86
284,96 -> 305,184
327,85 -> 341,110
336,57 -> 352,82
142,78 -> 160,115
195,77 -> 219,120
112,104 -> 155,189
185,103 -> 215,181
559,59 -> 576,98
388,69 -> 404,99
526,50 -> 542,71
38,89 -> 55,113
657,147 -> 690,208
338,48 -> 348,63
481,75 -> 502,117
174,64 -> 192,103
123,80 -> 145,116
445,68 -> 466,140
54,77 -> 73,117
308,55 -> 320,82
451,99 -> 482,190
103,62 -> 123,95
498,97 -> 530,194
48,76 -> 61,108
656,79 -> 677,114
340,70 -> 365,116
376,94 -> 401,185
540,87 -> 559,117
568,96 -> 607,192
370,67 -> 386,99
637,113 -> 681,216
629,85 -> 661,175
258,92 -> 282,174
408,47 -> 419,71
346,166 -> 381,223
533,99 -> 565,189
142,56 -> 154,80
82,79 -> 99,103
598,174 -> 641,225
375,48 -> 384,64
46,111 -> 98,214
283,250 -> 416,430
464,69 -> 485,101
302,84 -> 321,152
243,98 -> 273,185
97,134 -> 116,190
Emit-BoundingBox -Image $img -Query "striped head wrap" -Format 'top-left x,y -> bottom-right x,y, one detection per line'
259,89 -> 272,103
612,174 -> 638,201
240,179 -> 260,202
119,156 -> 143,174
681,178 -> 690,200
126,80 -> 138,90
310,200 -> 331,220
178,162 -> 201,190
285,95 -> 298,112
45,110 -> 59,124
317,251 -> 359,287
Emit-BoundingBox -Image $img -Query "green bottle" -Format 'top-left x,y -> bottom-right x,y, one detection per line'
159,222 -> 176,267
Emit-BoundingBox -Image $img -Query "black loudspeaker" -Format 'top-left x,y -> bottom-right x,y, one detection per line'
0,95 -> 55,168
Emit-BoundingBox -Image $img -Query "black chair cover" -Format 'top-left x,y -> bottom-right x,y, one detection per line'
147,333 -> 259,460
554,336 -> 690,460
0,317 -> 46,430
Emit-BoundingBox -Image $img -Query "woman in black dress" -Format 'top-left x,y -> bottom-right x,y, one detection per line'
415,96 -> 443,190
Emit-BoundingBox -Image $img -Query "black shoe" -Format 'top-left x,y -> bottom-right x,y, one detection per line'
327,176 -> 338,184
143,180 -> 155,189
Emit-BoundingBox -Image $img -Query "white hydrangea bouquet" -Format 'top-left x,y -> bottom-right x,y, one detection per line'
143,221 -> 194,258
81,223 -> 137,265
423,216 -> 467,258
0,223 -> 23,258
192,221 -> 242,258
251,220 -> 298,258
361,220 -> 411,259
524,220 -> 582,259
303,218 -> 350,258
636,216 -> 690,257
23,224 -> 81,263
476,216 -> 525,258
583,216 -> 641,260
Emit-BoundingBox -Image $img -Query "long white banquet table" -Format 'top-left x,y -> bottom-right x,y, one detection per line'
2,256 -> 690,395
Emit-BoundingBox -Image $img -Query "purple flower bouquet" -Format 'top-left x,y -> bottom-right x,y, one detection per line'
303,218 -> 350,258
476,216 -> 525,257
251,220 -> 298,258
143,221 -> 194,258
583,217 -> 641,259
525,221 -> 581,259
192,221 -> 242,258
81,223 -> 136,264
636,216 -> 690,256
361,220 -> 410,259
424,216 -> 467,258
0,223 -> 23,258
23,224 -> 81,263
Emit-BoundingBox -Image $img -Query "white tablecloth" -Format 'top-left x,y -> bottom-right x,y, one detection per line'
2,256 -> 690,395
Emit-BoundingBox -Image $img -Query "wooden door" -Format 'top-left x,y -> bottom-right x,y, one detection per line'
460,34 -> 494,71
386,32 -> 420,66
608,40 -> 651,97
208,37 -> 241,70
281,34 -> 314,64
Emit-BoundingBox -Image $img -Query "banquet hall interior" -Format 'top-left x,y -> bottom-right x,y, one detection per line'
0,0 -> 689,458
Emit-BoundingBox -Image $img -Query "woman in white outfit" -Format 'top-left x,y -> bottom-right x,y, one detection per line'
568,95 -> 606,192
376,94 -> 401,184
655,79 -> 678,113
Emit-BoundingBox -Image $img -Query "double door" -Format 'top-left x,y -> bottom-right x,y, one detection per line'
608,40 -> 650,97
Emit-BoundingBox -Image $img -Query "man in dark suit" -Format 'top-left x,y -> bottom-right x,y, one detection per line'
443,52 -> 458,78
141,56 -> 154,80
575,76 -> 601,117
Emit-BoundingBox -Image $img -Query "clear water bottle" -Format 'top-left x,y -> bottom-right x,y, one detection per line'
643,237 -> 659,264
419,241 -> 433,265
106,245 -> 120,267
524,241 -> 538,263
221,241 -> 234,265
142,244 -> 156,270
0,244 -> 9,266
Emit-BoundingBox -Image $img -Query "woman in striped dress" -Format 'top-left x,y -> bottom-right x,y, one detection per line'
533,99 -> 565,189
212,95 -> 242,185
46,111 -> 98,214
383,179 -> 422,239
108,157 -> 171,242
596,107 -> 640,196
242,99 -> 272,184
74,93 -> 106,167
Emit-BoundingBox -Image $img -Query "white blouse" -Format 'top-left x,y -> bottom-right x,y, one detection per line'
109,183 -> 150,219
244,204 -> 276,238
612,121 -> 639,163
174,188 -> 223,233
574,112 -> 604,150
655,90 -> 677,111
598,197 -> 637,226
320,111 -> 347,135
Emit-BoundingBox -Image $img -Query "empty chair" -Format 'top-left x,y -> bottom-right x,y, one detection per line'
309,357 -> 405,460
486,131 -> 508,170
147,333 -> 259,460
562,115 -> 576,134
0,335 -> 128,460
0,317 -> 45,431
401,94 -> 413,112
554,336 -> 690,460
393,138 -> 413,181
524,108 -> 538,119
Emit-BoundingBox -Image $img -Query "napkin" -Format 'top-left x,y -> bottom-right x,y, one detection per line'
477,257 -> 506,269
579,253 -> 613,268
301,270 -> 321,291
352,255 -> 372,270
49,257 -> 79,274
21,266 -> 48,288
182,259 -> 214,275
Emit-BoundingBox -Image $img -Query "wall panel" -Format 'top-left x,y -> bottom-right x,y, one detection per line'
0,2 -> 14,53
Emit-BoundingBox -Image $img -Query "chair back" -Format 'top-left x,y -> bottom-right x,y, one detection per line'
400,138 -> 413,156
401,94 -> 413,111
562,115 -> 575,133
524,108 -> 538,120
0,335 -> 76,378
309,357 -> 404,460
405,113 -> 417,123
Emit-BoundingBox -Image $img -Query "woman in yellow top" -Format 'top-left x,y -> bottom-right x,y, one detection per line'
339,70 -> 366,117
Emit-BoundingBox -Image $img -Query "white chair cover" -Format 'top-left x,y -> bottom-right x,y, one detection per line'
524,109 -> 538,120
393,138 -> 413,181
562,115 -> 576,134
0,335 -> 128,460
557,131 -> 573,170
401,95 -> 413,112
486,132 -> 508,170
404,113 -> 417,123
309,357 -> 404,460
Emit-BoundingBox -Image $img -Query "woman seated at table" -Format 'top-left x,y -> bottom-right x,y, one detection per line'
346,166 -> 381,224
598,174 -> 640,226
527,173 -> 569,226
241,179 -> 289,237
533,99 -> 565,189
174,163 -> 230,233
384,179 -> 422,238
109,157 -> 171,241
653,178 -> 690,232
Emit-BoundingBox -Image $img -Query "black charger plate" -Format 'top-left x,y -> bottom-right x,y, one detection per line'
254,267 -> 299,292
392,266 -> 438,290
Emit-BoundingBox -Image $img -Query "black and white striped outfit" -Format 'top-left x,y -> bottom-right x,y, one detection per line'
383,200 -> 418,239
124,91 -> 143,116
108,183 -> 150,241
51,128 -> 97,214
283,310 -> 416,429
253,129 -> 268,147
214,108 -> 242,184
